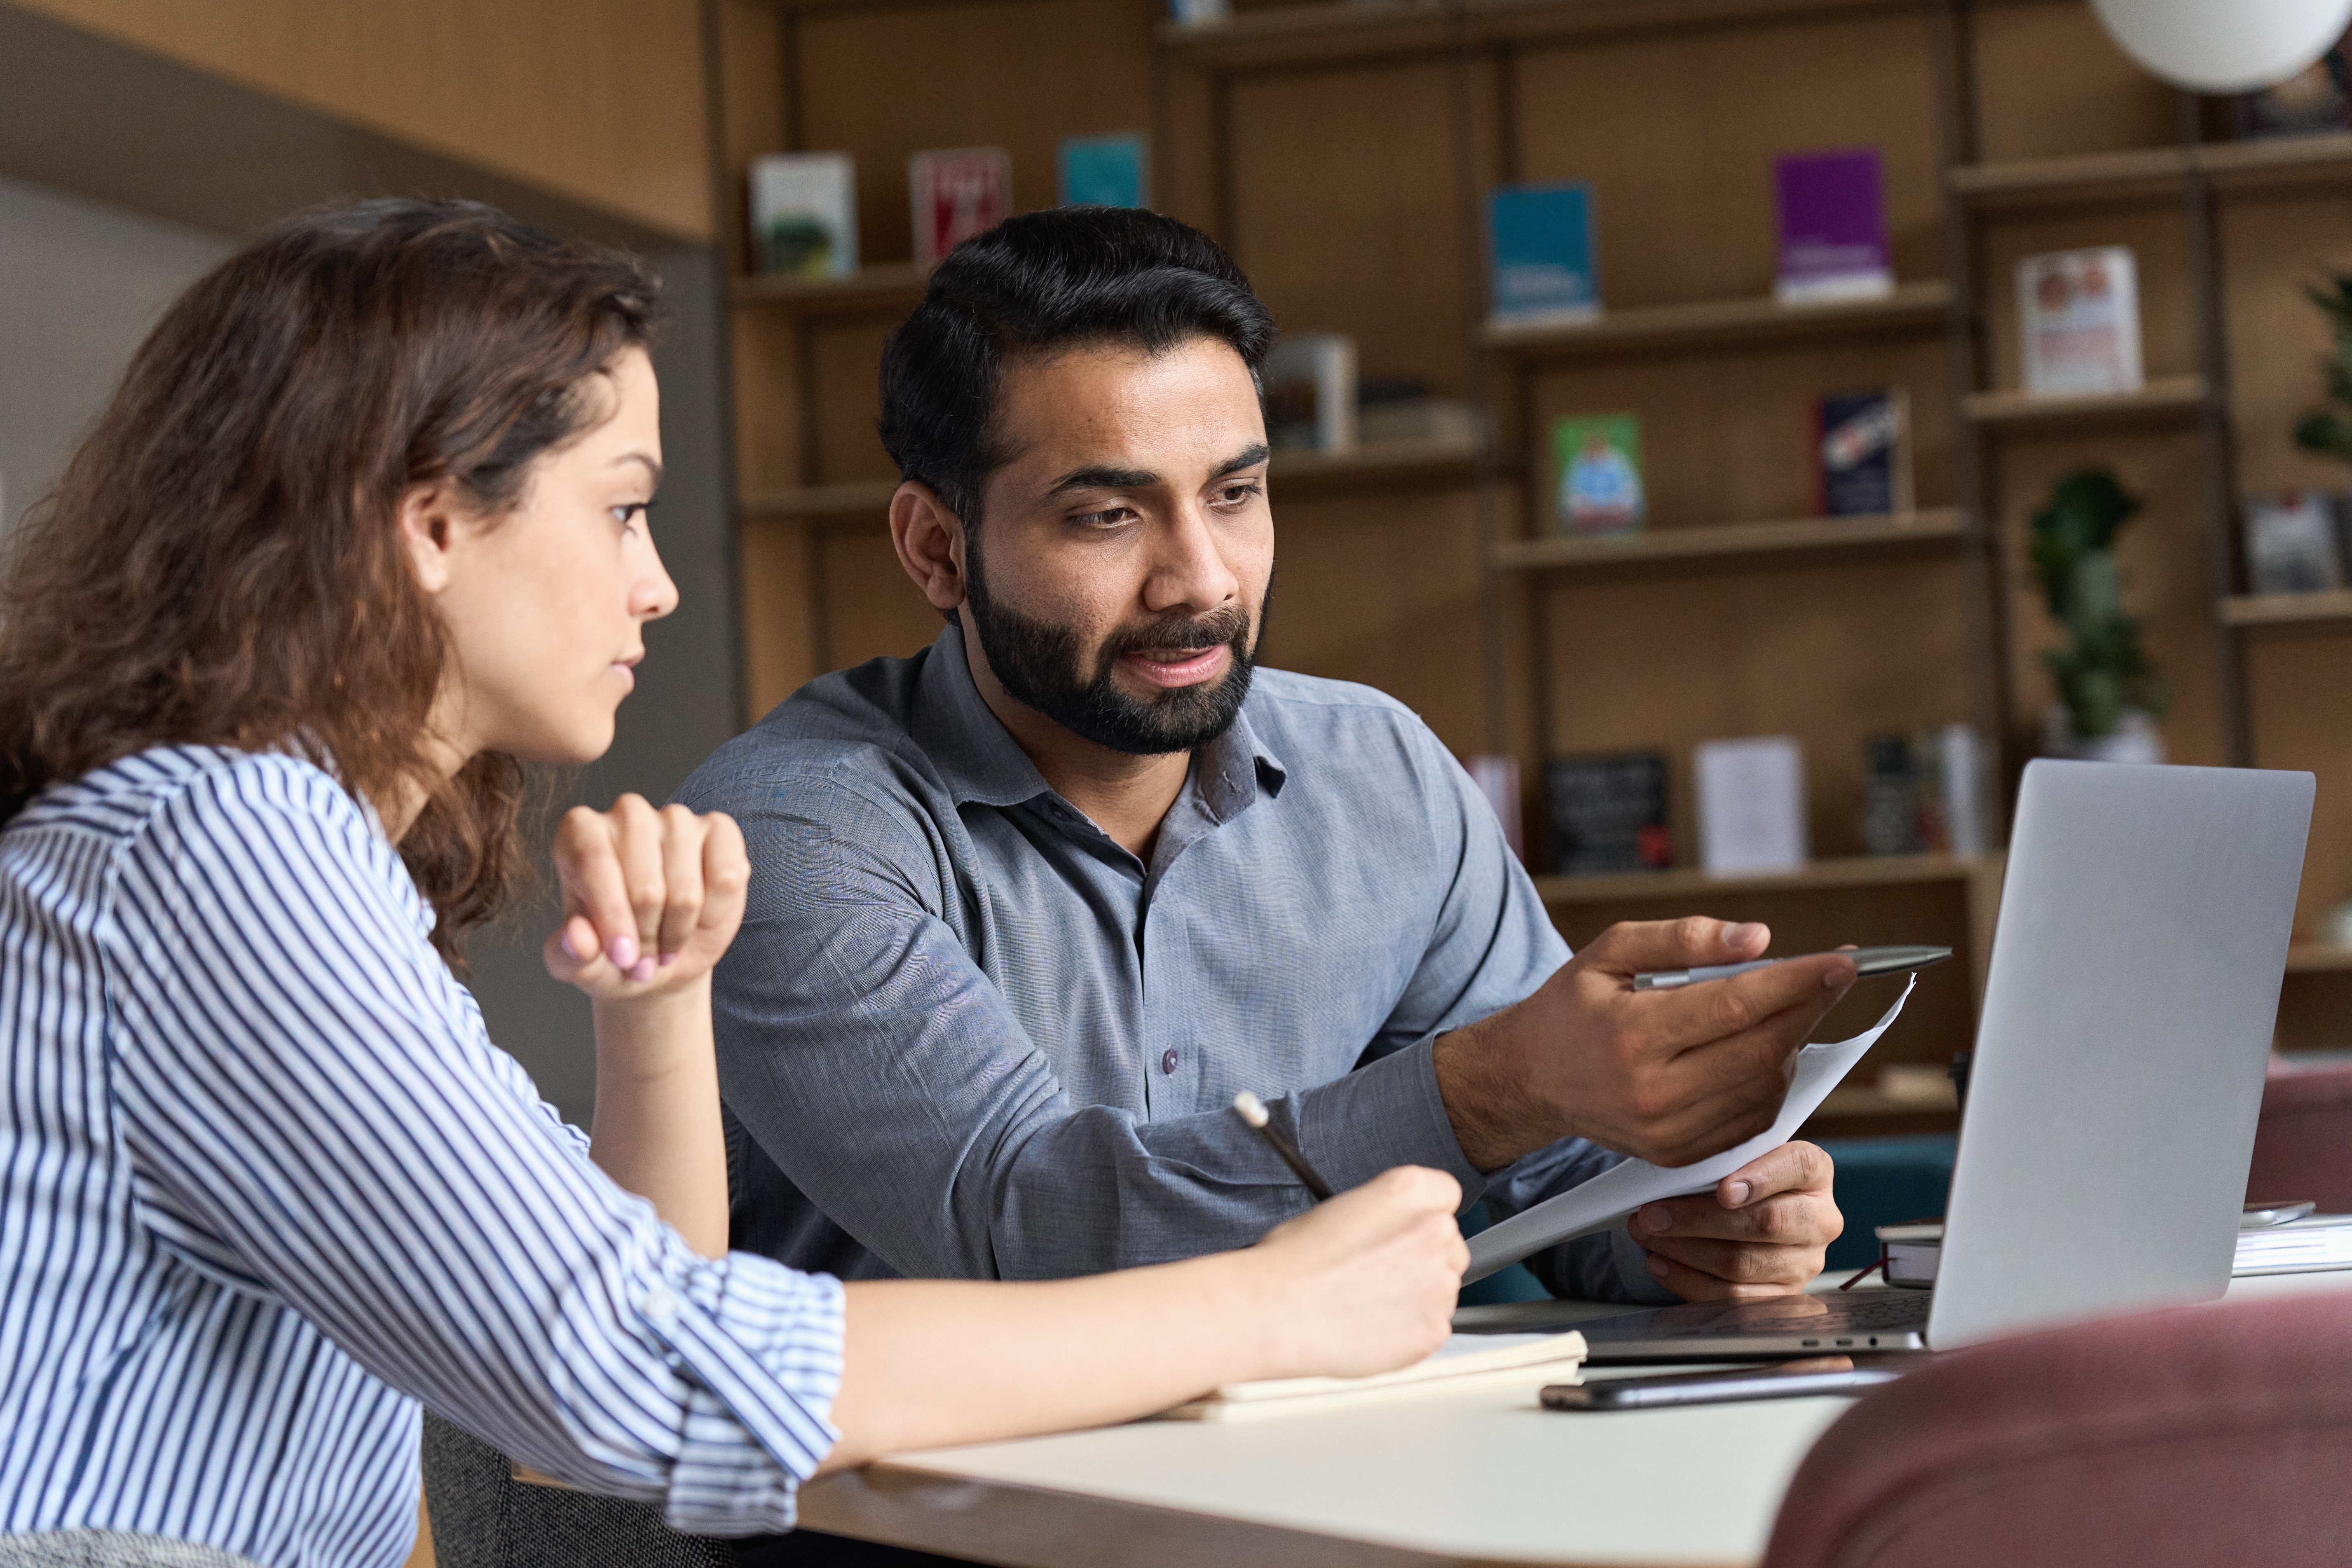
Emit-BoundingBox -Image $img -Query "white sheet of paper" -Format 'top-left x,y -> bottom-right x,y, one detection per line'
1463,978 -> 1916,1283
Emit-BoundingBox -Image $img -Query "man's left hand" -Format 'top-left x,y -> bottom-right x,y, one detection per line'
1628,1142 -> 1842,1301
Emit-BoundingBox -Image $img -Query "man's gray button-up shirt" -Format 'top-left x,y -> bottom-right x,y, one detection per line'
677,623 -> 1670,1303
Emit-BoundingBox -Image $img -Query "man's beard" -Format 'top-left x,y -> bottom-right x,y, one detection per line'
963,541 -> 1266,758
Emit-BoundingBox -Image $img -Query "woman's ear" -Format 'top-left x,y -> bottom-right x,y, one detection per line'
890,482 -> 969,614
397,480 -> 463,594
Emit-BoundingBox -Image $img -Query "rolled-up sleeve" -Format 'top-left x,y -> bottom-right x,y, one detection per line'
101,759 -> 842,1534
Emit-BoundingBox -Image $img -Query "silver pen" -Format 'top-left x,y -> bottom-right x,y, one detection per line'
1631,944 -> 1953,991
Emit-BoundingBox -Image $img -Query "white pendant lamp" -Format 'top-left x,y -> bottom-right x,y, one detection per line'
2090,0 -> 2352,93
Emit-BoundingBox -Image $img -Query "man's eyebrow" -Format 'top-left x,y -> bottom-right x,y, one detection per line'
1212,443 -> 1272,480
1043,463 -> 1160,498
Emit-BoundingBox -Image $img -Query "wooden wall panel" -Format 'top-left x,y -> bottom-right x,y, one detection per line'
13,0 -> 712,239
716,0 -> 787,274
1994,428 -> 2222,766
1228,62 -> 1471,396
1971,2 -> 2174,164
1538,556 -> 1974,864
740,519 -> 821,722
1511,12 -> 1942,311
2245,631 -> 2352,936
795,0 -> 1162,266
1253,485 -> 1487,754
819,528 -> 947,671
1526,335 -> 1955,530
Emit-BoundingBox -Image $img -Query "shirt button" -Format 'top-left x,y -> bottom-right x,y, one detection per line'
1160,1048 -> 1179,1075
642,1287 -> 679,1325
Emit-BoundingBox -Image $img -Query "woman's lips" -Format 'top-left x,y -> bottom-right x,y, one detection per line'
1120,644 -> 1229,689
611,662 -> 636,693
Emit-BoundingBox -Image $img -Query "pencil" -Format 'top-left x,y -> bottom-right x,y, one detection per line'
1232,1091 -> 1335,1201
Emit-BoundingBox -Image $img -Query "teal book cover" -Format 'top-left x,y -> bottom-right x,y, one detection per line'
1059,133 -> 1150,209
1488,182 -> 1599,324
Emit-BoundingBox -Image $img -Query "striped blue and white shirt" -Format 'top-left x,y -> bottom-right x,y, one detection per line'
0,746 -> 846,1566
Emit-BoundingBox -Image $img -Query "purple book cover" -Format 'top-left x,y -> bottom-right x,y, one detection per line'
1775,150 -> 1892,304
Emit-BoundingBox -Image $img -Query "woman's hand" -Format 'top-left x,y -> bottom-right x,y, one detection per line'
541,795 -> 748,999
1246,1165 -> 1468,1382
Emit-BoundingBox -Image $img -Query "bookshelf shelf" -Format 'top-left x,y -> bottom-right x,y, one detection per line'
2220,590 -> 2352,631
1960,374 -> 2208,432
1532,852 -> 1996,907
2286,943 -> 2352,974
1478,281 -> 1951,362
1952,132 -> 2352,212
731,262 -> 931,318
1270,435 -> 1482,494
1491,508 -> 1965,576
740,481 -> 898,524
1157,0 -> 1897,70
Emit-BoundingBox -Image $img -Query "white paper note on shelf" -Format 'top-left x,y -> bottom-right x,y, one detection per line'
1463,978 -> 1915,1283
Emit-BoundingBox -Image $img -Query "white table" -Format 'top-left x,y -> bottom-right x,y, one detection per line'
796,1271 -> 2352,1567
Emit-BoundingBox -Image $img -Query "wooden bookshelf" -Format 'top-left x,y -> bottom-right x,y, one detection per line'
2221,591 -> 2352,631
739,481 -> 898,524
730,261 -> 931,318
1954,132 -> 2352,211
1533,852 -> 1995,907
1491,509 -> 1965,575
1960,374 -> 2209,431
1158,0 -> 1901,70
1268,434 -> 1482,494
2286,943 -> 2352,974
1480,281 -> 1951,361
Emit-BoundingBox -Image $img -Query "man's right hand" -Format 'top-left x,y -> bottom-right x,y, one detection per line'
1432,919 -> 1856,1172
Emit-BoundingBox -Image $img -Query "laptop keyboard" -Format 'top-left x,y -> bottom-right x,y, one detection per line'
1810,1292 -> 1932,1329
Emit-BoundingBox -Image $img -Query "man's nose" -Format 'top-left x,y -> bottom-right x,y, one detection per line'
1142,501 -> 1242,614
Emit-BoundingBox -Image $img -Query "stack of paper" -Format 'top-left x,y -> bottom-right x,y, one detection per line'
1157,1332 -> 1587,1423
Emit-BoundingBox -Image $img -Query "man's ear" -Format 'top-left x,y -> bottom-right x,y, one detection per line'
396,480 -> 464,595
890,481 -> 968,614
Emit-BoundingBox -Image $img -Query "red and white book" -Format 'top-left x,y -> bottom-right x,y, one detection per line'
910,147 -> 1012,267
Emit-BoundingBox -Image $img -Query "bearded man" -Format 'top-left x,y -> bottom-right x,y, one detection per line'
676,207 -> 1854,1319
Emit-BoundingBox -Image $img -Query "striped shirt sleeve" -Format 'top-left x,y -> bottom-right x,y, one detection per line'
95,756 -> 842,1535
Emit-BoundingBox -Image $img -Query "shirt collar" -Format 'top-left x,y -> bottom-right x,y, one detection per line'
910,620 -> 1289,819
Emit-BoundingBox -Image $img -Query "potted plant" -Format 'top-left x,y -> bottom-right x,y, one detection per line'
2029,468 -> 2169,763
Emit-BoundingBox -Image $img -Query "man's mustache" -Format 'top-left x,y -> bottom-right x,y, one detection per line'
1101,607 -> 1252,658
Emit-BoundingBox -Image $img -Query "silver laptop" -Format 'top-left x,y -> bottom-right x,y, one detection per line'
1561,758 -> 2312,1361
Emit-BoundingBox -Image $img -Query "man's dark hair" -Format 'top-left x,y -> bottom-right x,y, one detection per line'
878,207 -> 1276,529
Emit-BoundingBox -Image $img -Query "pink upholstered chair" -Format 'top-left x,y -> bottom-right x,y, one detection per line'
2247,1062 -> 2352,1214
1760,1291 -> 2352,1568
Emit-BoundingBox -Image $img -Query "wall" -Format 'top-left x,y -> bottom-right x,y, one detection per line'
4,0 -> 713,241
0,173 -> 232,536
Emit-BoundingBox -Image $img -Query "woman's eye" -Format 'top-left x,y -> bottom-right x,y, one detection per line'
611,502 -> 648,532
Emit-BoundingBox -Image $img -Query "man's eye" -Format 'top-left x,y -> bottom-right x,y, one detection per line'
1215,482 -> 1264,505
1073,506 -> 1134,528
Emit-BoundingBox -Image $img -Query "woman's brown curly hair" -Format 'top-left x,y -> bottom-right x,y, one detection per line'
0,198 -> 665,964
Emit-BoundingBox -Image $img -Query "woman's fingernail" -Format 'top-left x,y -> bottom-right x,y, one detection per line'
1726,1181 -> 1753,1208
609,934 -> 638,970
629,957 -> 656,983
560,931 -> 583,961
1647,1253 -> 1670,1280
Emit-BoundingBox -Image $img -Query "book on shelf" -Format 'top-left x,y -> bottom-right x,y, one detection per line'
910,147 -> 1012,267
1166,0 -> 1229,25
748,152 -> 858,279
1874,1215 -> 2352,1287
1462,754 -> 1525,862
1695,736 -> 1808,876
1551,413 -> 1645,536
2243,490 -> 2348,595
1815,388 -> 1913,518
2017,247 -> 2144,398
1544,752 -> 1672,878
2233,36 -> 2352,138
1262,334 -> 1358,453
1860,725 -> 1991,859
1058,133 -> 1149,209
1487,183 -> 1600,328
1774,149 -> 1894,305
